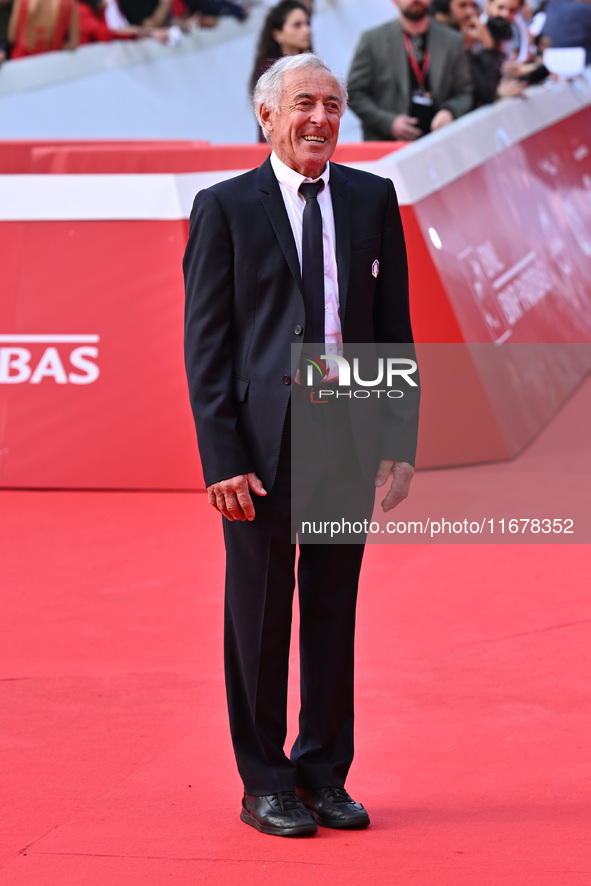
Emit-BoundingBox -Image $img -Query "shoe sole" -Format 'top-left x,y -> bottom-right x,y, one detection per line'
308,810 -> 370,830
240,808 -> 318,837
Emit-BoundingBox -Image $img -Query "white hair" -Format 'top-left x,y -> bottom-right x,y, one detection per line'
253,54 -> 348,145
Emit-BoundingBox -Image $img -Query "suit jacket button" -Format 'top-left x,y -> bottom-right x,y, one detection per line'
294,325 -> 303,335
282,375 -> 291,385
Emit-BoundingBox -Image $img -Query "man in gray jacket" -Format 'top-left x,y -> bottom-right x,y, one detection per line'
348,0 -> 473,141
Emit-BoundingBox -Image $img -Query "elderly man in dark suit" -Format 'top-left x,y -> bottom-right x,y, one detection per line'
183,54 -> 418,837
348,0 -> 473,141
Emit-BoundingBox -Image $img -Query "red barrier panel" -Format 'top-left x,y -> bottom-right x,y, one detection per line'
0,218 -> 197,488
390,103 -> 591,466
409,109 -> 591,345
414,342 -> 591,469
0,140 -> 403,174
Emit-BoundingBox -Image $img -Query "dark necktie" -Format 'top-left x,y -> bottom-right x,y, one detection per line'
299,180 -> 325,345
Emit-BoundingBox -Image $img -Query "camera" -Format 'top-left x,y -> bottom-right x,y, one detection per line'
486,16 -> 513,45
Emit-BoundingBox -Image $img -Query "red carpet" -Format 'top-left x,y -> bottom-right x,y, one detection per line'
1,381 -> 590,885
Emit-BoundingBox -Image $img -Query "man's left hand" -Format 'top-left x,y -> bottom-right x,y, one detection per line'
375,459 -> 415,512
430,109 -> 454,131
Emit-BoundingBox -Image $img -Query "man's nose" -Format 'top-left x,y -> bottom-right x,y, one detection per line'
310,101 -> 328,125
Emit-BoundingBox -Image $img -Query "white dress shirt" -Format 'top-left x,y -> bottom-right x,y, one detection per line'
270,151 -> 343,367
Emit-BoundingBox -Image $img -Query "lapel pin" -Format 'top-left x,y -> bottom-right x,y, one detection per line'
372,260 -> 379,278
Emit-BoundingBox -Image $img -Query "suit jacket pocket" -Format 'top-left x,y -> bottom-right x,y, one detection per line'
351,234 -> 381,253
233,375 -> 250,402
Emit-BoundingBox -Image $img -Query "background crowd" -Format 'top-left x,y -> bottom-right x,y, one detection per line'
0,0 -> 590,138
0,0 -> 255,61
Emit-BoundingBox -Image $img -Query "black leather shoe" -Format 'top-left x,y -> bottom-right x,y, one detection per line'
240,791 -> 318,837
296,786 -> 370,829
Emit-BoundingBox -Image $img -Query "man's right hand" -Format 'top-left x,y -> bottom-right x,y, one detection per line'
207,473 -> 267,522
390,115 -> 422,141
462,16 -> 495,51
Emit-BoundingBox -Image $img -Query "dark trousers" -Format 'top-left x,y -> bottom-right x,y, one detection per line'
222,397 -> 374,795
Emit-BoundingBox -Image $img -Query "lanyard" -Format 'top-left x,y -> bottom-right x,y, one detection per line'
403,32 -> 430,91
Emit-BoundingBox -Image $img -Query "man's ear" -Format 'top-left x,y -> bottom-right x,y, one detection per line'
259,104 -> 273,134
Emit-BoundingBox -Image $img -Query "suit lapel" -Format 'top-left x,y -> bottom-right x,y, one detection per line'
257,157 -> 303,293
329,163 -> 351,321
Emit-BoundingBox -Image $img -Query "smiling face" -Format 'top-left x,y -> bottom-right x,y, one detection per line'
259,68 -> 342,179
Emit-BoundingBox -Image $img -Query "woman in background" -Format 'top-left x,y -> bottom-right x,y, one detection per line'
249,0 -> 312,100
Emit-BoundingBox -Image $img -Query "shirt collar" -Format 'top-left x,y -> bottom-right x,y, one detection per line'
270,151 -> 331,197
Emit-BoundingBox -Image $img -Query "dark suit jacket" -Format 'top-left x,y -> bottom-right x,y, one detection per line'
347,18 -> 473,141
183,156 -> 418,490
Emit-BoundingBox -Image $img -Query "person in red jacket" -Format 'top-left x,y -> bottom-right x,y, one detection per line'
77,0 -> 168,44
8,0 -> 78,59
78,0 -> 134,41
